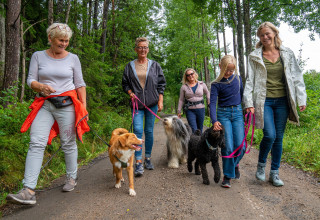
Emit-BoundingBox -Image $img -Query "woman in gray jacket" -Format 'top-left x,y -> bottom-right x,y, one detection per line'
243,22 -> 307,187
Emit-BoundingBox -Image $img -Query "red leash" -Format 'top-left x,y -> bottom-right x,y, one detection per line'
221,112 -> 255,158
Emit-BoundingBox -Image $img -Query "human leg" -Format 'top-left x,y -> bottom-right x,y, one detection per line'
132,108 -> 145,161
22,101 -> 55,190
144,105 -> 158,169
186,109 -> 198,133
217,107 -> 235,179
53,103 -> 78,191
195,108 -> 205,132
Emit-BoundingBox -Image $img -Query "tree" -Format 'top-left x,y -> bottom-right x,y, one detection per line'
2,0 -> 21,100
0,2 -> 5,88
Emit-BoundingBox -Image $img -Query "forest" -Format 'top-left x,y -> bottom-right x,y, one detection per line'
0,0 -> 319,207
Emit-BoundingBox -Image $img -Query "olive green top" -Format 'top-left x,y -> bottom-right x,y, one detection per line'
263,57 -> 287,98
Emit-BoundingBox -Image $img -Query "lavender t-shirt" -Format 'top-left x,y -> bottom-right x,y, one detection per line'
27,50 -> 86,95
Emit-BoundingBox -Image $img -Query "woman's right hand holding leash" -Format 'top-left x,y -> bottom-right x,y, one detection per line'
246,107 -> 255,114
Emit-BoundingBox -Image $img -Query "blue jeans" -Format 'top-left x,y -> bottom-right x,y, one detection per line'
258,97 -> 289,171
217,104 -> 245,179
186,108 -> 205,133
132,105 -> 158,161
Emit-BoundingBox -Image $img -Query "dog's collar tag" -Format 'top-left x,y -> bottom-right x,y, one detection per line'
206,139 -> 217,151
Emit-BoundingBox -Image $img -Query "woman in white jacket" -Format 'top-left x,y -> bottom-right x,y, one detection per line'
243,22 -> 307,187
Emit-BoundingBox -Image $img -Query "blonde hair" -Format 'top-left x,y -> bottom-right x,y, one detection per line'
135,37 -> 149,47
182,68 -> 199,84
47,23 -> 72,42
214,55 -> 238,83
256,22 -> 282,49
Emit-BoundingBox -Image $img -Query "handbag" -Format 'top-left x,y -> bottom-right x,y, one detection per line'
47,96 -> 73,108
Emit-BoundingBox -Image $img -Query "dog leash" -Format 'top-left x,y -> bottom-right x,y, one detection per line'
130,94 -> 163,132
221,112 -> 255,158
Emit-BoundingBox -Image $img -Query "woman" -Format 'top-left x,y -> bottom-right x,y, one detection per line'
177,68 -> 210,133
122,37 -> 166,177
210,55 -> 245,188
243,22 -> 307,187
7,23 -> 89,205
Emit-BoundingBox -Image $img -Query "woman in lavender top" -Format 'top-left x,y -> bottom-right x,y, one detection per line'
7,23 -> 88,205
210,55 -> 245,188
177,68 -> 210,133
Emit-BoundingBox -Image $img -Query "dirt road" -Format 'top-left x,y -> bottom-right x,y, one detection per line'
2,117 -> 320,219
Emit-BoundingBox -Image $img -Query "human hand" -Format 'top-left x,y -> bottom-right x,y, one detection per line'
246,107 -> 255,114
213,121 -> 222,131
158,100 -> 163,112
178,113 -> 182,118
40,84 -> 56,97
299,105 -> 306,112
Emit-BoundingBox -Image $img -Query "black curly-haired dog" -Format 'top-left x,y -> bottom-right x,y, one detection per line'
187,126 -> 225,185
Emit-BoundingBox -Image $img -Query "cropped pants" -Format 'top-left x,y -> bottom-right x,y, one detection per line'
23,100 -> 78,189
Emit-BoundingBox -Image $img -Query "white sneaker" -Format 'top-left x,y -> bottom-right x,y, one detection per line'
62,177 -> 77,192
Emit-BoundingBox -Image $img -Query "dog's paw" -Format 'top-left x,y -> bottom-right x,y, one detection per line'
129,189 -> 136,196
115,183 -> 121,188
168,163 -> 179,169
180,158 -> 187,164
213,175 -> 220,183
203,179 -> 210,185
187,164 -> 193,173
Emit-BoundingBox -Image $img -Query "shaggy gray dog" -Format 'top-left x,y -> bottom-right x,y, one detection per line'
163,116 -> 192,168
187,126 -> 225,185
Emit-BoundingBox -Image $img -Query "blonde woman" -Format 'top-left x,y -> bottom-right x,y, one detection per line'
177,68 -> 210,133
7,23 -> 89,205
243,22 -> 307,187
210,55 -> 245,188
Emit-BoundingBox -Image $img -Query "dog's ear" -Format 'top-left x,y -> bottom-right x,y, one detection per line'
118,134 -> 128,147
175,119 -> 189,138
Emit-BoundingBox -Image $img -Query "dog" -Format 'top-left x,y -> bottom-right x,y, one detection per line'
187,126 -> 225,185
108,128 -> 143,196
163,116 -> 192,168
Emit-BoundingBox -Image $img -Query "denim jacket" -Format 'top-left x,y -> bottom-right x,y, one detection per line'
243,46 -> 307,129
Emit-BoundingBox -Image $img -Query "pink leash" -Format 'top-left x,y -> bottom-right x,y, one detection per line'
131,94 -> 162,125
221,112 -> 255,158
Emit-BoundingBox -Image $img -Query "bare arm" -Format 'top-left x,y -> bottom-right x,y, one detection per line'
31,81 -> 56,97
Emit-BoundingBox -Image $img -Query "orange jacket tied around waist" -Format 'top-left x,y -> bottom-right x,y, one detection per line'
21,90 -> 90,145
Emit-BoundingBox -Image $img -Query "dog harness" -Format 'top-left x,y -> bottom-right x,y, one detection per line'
113,154 -> 128,168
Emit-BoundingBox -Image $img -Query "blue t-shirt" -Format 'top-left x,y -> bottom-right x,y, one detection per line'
191,83 -> 198,94
209,74 -> 244,123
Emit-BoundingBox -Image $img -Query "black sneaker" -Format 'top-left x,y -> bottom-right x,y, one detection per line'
144,158 -> 154,170
235,166 -> 240,180
221,176 -> 231,188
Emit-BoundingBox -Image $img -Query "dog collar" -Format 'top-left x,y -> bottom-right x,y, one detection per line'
114,154 -> 128,168
206,139 -> 217,151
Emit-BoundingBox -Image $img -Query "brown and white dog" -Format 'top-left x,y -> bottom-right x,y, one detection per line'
109,128 -> 143,196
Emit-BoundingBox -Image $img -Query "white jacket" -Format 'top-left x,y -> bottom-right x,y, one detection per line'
243,46 -> 307,129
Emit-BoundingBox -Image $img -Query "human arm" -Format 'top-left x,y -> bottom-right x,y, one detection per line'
122,64 -> 135,99
203,82 -> 210,106
243,56 -> 255,113
177,85 -> 186,118
209,83 -> 218,125
158,94 -> 163,112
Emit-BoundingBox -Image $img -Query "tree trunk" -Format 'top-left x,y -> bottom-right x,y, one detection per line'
236,0 -> 245,80
233,26 -> 237,59
65,0 -> 72,24
20,20 -> 26,102
56,0 -> 64,22
221,5 -> 227,55
82,0 -> 88,36
88,0 -> 93,35
216,26 -> 221,61
243,0 -> 251,81
48,0 -> 54,25
0,3 -> 5,88
100,0 -> 110,59
2,0 -> 21,99
93,0 -> 99,31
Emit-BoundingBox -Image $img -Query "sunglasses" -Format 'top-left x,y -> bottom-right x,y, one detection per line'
52,24 -> 71,32
186,72 -> 194,77
136,46 -> 149,50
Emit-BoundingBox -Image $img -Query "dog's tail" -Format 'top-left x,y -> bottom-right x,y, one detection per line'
194,129 -> 202,136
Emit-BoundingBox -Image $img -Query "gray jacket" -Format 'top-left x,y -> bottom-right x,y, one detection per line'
243,46 -> 307,129
122,59 -> 166,109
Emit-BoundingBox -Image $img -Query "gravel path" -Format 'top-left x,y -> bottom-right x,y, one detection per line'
2,116 -> 320,220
